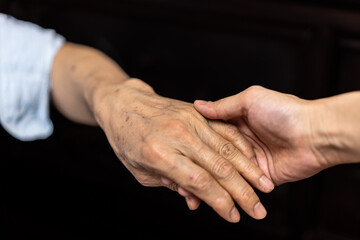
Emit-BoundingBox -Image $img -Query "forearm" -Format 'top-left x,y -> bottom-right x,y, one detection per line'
312,91 -> 360,167
51,42 -> 130,125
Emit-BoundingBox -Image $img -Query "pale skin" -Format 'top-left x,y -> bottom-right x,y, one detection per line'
50,43 -> 275,223
194,86 -> 360,186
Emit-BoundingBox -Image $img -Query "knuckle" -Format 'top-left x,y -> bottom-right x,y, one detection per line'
241,161 -> 256,175
188,171 -> 211,191
168,120 -> 189,137
184,105 -> 199,116
212,157 -> 236,180
213,197 -> 231,212
238,187 -> 258,204
141,137 -> 166,165
224,124 -> 240,137
239,140 -> 253,154
184,107 -> 208,125
245,85 -> 264,100
219,142 -> 237,159
247,85 -> 263,93
193,141 -> 205,154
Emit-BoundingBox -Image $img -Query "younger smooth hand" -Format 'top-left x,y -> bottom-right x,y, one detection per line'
195,86 -> 330,185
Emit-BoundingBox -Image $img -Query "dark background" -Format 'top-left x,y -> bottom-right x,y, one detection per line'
1,0 -> 360,239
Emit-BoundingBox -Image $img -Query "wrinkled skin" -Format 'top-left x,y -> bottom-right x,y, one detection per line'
195,86 -> 329,186
94,79 -> 274,222
51,44 -> 274,223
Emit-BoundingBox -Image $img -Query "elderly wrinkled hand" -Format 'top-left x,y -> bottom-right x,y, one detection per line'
51,43 -> 274,223
93,79 -> 274,222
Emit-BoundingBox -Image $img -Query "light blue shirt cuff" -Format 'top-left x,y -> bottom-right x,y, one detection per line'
0,13 -> 65,141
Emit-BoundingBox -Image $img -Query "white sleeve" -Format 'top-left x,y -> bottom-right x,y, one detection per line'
0,13 -> 65,141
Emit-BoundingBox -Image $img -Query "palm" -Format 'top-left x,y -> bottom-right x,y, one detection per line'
195,86 -> 325,186
240,90 -> 322,185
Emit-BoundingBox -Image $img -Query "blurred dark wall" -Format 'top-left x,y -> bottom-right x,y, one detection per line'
1,1 -> 360,239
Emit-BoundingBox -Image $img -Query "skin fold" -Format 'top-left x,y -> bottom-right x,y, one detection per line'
50,43 -> 275,223
195,86 -> 360,186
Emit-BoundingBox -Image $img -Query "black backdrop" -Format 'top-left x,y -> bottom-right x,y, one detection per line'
1,0 -> 360,239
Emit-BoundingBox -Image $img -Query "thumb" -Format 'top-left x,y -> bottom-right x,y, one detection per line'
194,92 -> 249,120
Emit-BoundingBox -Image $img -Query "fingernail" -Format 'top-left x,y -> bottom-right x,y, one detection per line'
230,206 -> 240,223
195,100 -> 208,105
254,202 -> 267,219
259,175 -> 275,192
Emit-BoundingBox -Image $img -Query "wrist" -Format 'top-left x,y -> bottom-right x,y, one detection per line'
307,99 -> 340,170
310,93 -> 360,168
89,78 -> 154,128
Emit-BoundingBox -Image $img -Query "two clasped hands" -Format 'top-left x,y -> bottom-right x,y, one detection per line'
52,43 -> 360,224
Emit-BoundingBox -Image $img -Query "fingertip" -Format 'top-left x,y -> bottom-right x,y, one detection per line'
185,196 -> 201,210
194,100 -> 217,119
194,100 -> 208,106
194,100 -> 210,112
253,202 -> 267,220
259,175 -> 275,193
230,206 -> 241,223
195,95 -> 244,121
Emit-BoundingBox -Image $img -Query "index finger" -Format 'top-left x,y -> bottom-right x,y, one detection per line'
207,120 -> 274,193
